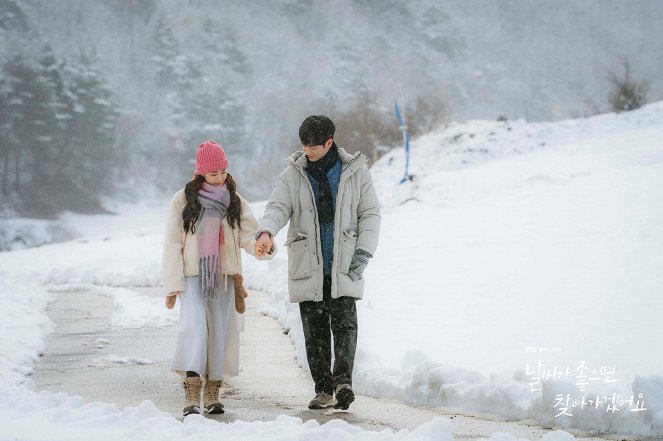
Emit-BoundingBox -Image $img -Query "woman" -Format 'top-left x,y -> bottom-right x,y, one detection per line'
162,140 -> 274,416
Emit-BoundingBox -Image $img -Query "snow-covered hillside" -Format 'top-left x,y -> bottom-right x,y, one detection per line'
0,103 -> 661,439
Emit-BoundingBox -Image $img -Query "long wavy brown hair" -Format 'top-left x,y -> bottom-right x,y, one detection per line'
182,174 -> 242,234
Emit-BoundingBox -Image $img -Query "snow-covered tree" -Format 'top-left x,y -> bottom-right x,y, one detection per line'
0,0 -> 28,34
1,54 -> 54,194
63,52 -> 119,193
152,14 -> 180,88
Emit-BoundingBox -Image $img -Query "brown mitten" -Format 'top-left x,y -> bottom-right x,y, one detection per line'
231,274 -> 249,313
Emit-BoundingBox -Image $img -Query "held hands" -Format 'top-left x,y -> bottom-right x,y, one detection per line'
348,249 -> 372,281
165,291 -> 181,309
255,232 -> 273,257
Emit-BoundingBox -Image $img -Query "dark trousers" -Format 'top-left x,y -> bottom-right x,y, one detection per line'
299,276 -> 357,395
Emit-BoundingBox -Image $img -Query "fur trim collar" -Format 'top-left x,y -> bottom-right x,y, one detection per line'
288,147 -> 367,170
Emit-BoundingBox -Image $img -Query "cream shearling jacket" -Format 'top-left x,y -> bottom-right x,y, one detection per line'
162,188 -> 273,295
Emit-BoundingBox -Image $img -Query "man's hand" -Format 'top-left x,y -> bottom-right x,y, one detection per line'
165,292 -> 181,309
348,249 -> 372,281
255,232 -> 273,257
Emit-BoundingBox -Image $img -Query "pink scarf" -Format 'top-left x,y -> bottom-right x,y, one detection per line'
197,182 -> 230,301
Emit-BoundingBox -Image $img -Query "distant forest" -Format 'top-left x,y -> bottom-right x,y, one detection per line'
1,0 -> 661,217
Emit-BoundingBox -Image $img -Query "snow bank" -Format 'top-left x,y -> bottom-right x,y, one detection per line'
0,217 -> 75,251
0,385 -> 458,441
0,275 -> 54,387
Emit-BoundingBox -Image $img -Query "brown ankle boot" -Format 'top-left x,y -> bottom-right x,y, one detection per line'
203,377 -> 224,414
182,376 -> 202,416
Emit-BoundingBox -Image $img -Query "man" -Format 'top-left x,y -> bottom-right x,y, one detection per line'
254,115 -> 381,410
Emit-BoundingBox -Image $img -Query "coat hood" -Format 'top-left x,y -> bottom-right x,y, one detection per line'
287,145 -> 367,171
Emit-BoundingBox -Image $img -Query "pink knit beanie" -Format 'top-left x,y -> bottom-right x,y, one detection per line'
194,141 -> 228,175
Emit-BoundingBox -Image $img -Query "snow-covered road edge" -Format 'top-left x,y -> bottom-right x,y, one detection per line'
243,261 -> 662,439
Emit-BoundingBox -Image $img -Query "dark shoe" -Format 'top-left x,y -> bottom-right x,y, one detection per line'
205,402 -> 225,414
333,384 -> 355,410
308,392 -> 335,409
183,404 -> 201,416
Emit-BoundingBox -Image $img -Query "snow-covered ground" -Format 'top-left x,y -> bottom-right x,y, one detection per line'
1,103 -> 662,439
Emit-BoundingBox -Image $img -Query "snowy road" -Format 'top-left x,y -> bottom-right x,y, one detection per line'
30,285 -> 616,441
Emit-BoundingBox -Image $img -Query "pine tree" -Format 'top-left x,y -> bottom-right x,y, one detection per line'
204,19 -> 251,79
195,19 -> 250,158
38,44 -> 72,154
66,52 -> 118,184
43,51 -> 119,213
0,76 -> 10,197
0,0 -> 28,34
0,0 -> 31,200
2,54 -> 54,196
152,14 -> 180,88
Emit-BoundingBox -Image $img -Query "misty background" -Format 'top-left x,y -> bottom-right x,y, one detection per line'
1,0 -> 662,218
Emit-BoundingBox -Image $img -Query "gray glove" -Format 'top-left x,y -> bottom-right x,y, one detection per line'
348,249 -> 372,281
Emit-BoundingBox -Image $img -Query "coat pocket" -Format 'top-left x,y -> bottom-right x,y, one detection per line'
287,236 -> 312,280
339,230 -> 358,275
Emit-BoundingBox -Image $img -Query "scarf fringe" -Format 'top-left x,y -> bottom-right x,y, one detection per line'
199,255 -> 220,301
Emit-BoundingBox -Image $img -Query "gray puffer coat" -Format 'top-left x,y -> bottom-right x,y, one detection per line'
258,147 -> 381,303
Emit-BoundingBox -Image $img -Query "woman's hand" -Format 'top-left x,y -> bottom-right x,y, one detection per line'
255,232 -> 273,257
165,292 -> 181,309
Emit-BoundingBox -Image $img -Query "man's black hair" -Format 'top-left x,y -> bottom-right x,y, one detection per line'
299,115 -> 335,147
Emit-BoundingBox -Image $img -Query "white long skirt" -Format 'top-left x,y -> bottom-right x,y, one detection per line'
170,276 -> 244,380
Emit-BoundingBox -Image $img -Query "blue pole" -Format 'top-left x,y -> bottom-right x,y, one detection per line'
394,101 -> 410,184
